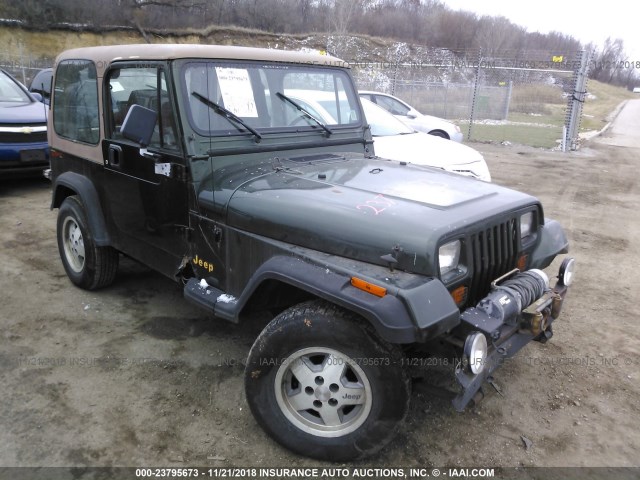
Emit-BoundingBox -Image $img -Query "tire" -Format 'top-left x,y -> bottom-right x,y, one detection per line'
57,195 -> 118,290
428,129 -> 449,139
244,300 -> 410,461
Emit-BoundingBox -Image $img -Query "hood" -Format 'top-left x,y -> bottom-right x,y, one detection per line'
0,100 -> 47,124
210,153 -> 535,275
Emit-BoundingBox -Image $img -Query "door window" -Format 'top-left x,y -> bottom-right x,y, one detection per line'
106,66 -> 178,150
374,95 -> 411,116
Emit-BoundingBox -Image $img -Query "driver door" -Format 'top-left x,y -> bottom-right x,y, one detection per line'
102,63 -> 189,278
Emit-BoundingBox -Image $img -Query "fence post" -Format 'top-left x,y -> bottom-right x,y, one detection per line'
564,50 -> 591,151
444,82 -> 448,119
18,43 -> 27,85
391,56 -> 399,96
503,80 -> 513,121
467,49 -> 482,141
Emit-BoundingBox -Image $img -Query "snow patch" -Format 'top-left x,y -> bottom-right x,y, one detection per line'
217,294 -> 237,304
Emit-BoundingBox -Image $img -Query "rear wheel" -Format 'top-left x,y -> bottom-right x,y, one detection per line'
57,195 -> 118,290
245,300 -> 410,461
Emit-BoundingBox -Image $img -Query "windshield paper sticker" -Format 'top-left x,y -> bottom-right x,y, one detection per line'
216,67 -> 258,118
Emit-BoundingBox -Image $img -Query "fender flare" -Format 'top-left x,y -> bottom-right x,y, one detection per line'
232,255 -> 459,344
51,172 -> 111,246
529,218 -> 569,270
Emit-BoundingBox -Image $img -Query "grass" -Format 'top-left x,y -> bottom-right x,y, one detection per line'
461,84 -> 567,148
509,84 -> 566,115
465,123 -> 563,148
580,80 -> 637,132
462,81 -> 636,147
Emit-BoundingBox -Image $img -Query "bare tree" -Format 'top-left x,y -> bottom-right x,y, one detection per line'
591,38 -> 628,86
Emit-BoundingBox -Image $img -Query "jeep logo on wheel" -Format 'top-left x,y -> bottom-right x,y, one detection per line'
342,393 -> 361,400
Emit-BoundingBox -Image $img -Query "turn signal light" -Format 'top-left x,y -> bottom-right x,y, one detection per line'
351,277 -> 387,297
451,286 -> 468,305
517,254 -> 528,271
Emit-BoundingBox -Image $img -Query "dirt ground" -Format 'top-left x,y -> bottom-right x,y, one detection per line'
1,102 -> 639,472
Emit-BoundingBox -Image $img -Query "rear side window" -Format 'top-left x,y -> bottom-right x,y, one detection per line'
374,95 -> 410,116
53,60 -> 100,144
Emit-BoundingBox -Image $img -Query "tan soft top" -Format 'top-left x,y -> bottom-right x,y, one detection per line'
49,44 -> 350,163
55,44 -> 349,77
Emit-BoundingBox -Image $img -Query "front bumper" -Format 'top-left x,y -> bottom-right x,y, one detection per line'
452,261 -> 572,411
0,142 -> 50,178
450,130 -> 464,143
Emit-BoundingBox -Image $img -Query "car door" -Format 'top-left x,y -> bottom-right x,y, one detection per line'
102,63 -> 189,278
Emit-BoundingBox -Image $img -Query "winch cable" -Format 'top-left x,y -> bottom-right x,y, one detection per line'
498,271 -> 548,310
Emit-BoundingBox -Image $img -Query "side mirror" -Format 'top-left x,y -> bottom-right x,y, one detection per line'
121,104 -> 157,147
406,109 -> 419,119
31,92 -> 43,103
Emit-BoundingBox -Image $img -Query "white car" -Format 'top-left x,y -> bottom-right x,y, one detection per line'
359,90 -> 464,142
283,90 -> 490,182
361,99 -> 490,181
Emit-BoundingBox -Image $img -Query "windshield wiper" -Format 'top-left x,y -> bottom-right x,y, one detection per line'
276,92 -> 333,136
191,91 -> 262,143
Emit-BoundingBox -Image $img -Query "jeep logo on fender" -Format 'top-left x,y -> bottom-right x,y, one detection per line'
192,254 -> 214,273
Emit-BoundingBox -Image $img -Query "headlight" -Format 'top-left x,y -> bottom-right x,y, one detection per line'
559,257 -> 576,286
464,332 -> 488,375
439,240 -> 461,276
520,211 -> 534,239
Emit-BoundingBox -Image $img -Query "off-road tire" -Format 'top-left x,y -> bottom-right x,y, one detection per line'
244,300 -> 410,461
57,195 -> 118,290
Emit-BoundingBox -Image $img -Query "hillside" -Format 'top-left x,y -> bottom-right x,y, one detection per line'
0,24 -> 413,65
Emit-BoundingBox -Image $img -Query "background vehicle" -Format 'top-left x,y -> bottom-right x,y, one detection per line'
48,44 -> 573,461
359,90 -> 463,142
28,68 -> 52,105
283,92 -> 490,181
362,99 -> 490,180
0,69 -> 49,178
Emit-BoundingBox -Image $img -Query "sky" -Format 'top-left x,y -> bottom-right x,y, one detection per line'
440,0 -> 640,59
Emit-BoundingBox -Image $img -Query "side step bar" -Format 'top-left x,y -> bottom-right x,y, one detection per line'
183,278 -> 239,322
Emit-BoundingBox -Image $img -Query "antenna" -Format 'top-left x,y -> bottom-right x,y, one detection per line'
40,81 -> 47,118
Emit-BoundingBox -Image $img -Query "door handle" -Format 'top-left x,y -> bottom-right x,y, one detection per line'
108,144 -> 122,166
140,149 -> 162,161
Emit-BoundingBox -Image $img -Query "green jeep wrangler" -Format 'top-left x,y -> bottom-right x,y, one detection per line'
48,44 -> 574,461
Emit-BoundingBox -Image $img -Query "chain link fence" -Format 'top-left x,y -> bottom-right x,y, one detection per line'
353,49 -> 591,150
0,52 -> 53,87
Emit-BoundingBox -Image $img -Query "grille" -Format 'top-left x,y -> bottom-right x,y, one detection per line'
0,130 -> 47,143
467,218 -> 519,306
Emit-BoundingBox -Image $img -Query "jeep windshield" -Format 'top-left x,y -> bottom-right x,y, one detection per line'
180,61 -> 361,139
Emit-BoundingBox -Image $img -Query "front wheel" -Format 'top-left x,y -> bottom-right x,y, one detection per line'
57,195 -> 118,290
428,129 -> 449,139
244,300 -> 410,461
